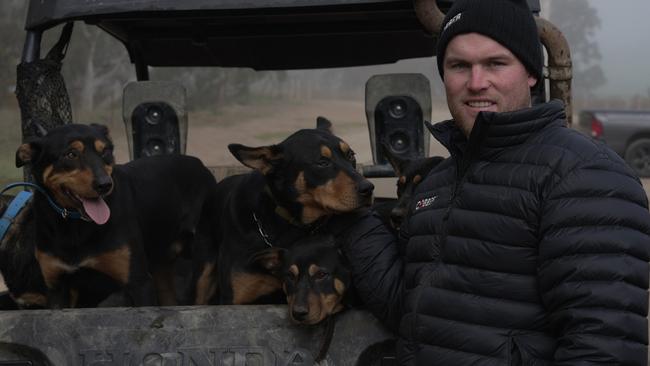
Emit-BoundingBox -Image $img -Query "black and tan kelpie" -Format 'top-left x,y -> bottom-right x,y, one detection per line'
380,142 -> 444,230
251,234 -> 357,363
251,234 -> 353,325
212,119 -> 373,305
15,123 -> 219,308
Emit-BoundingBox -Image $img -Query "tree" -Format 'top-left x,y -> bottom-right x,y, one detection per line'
542,0 -> 606,98
0,1 -> 28,107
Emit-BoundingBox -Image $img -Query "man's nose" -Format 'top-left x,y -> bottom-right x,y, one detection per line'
467,65 -> 489,91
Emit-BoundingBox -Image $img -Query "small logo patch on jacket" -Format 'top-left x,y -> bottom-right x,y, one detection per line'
415,195 -> 438,211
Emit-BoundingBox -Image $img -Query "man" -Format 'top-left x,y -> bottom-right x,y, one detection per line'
333,0 -> 650,364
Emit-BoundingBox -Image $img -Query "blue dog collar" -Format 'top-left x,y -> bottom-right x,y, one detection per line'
0,182 -> 83,221
0,190 -> 32,242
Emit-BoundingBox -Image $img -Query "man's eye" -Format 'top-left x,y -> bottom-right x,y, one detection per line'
488,60 -> 507,68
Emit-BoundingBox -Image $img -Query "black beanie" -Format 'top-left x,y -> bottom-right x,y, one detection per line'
436,0 -> 543,83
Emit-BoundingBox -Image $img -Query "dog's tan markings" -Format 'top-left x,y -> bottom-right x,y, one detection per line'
14,292 -> 47,308
44,166 -> 98,207
334,278 -> 346,296
80,245 -> 131,285
320,292 -> 344,318
339,141 -> 350,154
17,144 -> 33,165
399,176 -> 406,184
295,172 -> 324,224
69,140 -> 84,152
413,175 -> 422,184
94,140 -> 106,153
302,292 -> 321,324
308,264 -> 319,277
321,145 -> 332,159
35,249 -> 75,288
316,171 -> 357,208
42,165 -> 54,185
194,262 -> 217,305
231,272 -> 282,304
289,264 -> 299,278
153,266 -> 177,306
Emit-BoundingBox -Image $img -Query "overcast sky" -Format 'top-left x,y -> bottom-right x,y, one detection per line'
589,0 -> 650,97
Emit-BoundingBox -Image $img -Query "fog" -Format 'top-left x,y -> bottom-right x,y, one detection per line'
544,0 -> 650,98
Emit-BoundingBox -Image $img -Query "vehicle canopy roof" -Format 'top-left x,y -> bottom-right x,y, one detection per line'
24,0 -> 539,70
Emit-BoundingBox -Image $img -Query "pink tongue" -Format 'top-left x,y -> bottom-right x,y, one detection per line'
80,197 -> 110,225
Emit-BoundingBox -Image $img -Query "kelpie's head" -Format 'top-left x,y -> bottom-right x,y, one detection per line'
15,123 -> 115,224
382,142 -> 444,229
252,235 -> 350,325
229,119 -> 374,224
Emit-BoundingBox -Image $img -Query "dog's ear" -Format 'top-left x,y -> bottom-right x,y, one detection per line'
250,248 -> 287,275
380,141 -> 405,176
316,116 -> 333,134
16,141 -> 42,168
90,123 -> 112,140
228,143 -> 283,174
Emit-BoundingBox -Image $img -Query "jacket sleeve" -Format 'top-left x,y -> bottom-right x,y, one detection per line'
333,210 -> 405,332
538,156 -> 650,365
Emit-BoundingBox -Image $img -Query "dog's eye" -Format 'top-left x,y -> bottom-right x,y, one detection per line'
101,148 -> 113,159
316,157 -> 331,168
65,151 -> 79,160
347,150 -> 356,164
313,270 -> 329,280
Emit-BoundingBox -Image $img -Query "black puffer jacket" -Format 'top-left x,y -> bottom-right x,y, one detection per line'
340,100 -> 650,365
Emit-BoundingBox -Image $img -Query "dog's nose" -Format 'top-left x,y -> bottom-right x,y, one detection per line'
390,207 -> 405,229
292,305 -> 309,321
93,176 -> 113,195
357,180 -> 374,197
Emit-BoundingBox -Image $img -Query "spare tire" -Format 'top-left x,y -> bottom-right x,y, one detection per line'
624,138 -> 650,177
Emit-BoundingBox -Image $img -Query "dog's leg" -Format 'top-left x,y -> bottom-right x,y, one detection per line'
152,264 -> 177,306
35,249 -> 73,308
47,283 -> 71,309
125,274 -> 157,306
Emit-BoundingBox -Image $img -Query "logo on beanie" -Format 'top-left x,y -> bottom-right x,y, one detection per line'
443,13 -> 462,32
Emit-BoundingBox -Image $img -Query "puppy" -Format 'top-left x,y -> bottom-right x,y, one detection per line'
381,142 -> 444,229
251,234 -> 352,325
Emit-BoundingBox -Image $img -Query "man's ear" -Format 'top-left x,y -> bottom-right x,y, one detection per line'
15,141 -> 41,168
228,143 -> 283,174
249,248 -> 287,275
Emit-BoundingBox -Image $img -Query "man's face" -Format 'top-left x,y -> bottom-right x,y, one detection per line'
443,33 -> 538,137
